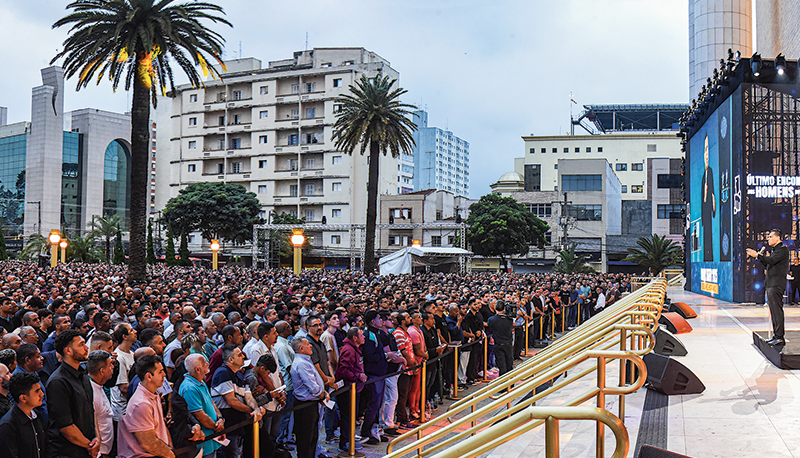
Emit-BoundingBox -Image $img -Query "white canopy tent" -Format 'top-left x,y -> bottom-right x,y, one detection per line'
378,246 -> 472,275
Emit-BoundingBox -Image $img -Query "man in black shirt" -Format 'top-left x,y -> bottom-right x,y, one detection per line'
464,299 -> 484,383
0,297 -> 14,334
421,312 -> 445,406
46,329 -> 98,458
0,372 -> 48,458
487,302 -> 514,376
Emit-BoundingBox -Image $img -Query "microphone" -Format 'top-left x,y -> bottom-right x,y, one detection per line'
759,246 -> 766,256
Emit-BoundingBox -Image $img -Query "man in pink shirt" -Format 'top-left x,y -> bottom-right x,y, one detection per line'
117,354 -> 174,458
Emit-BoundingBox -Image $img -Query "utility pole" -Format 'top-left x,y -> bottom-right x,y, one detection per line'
560,192 -> 570,250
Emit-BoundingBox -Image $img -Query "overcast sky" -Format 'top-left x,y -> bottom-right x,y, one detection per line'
0,0 -> 690,198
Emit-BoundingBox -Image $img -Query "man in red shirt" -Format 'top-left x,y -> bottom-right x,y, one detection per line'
392,312 -> 416,428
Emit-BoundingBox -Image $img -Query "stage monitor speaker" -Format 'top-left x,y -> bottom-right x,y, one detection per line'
638,445 -> 693,458
654,327 -> 688,356
643,353 -> 705,395
669,302 -> 697,319
659,312 -> 693,334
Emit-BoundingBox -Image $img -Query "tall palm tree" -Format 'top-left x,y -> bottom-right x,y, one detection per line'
52,0 -> 231,282
554,243 -> 595,274
333,74 -> 417,274
68,233 -> 103,263
624,233 -> 684,276
88,214 -> 124,263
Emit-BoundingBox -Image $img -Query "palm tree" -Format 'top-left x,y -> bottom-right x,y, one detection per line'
52,0 -> 231,282
624,233 -> 684,276
88,214 -> 124,263
20,234 -> 49,261
333,74 -> 417,273
68,233 -> 103,263
554,243 -> 595,274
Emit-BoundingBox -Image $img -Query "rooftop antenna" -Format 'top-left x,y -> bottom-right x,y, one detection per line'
305,32 -> 309,51
238,41 -> 242,59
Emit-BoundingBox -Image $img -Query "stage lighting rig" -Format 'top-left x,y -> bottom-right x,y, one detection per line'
751,53 -> 762,77
775,54 -> 786,75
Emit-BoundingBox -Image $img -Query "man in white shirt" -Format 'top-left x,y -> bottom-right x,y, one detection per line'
87,350 -> 116,456
163,319 -> 191,377
242,321 -> 264,363
111,322 -> 137,420
593,287 -> 606,315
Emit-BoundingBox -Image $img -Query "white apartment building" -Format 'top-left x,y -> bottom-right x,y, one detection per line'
516,132 -> 683,198
156,48 -> 401,252
411,110 -> 470,197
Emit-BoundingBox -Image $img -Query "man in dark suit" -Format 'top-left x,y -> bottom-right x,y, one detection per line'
788,258 -> 800,305
701,135 -> 716,262
747,229 -> 790,345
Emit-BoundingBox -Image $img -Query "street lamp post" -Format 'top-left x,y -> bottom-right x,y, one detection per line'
210,239 -> 220,270
48,230 -> 60,268
59,239 -> 68,263
290,229 -> 305,274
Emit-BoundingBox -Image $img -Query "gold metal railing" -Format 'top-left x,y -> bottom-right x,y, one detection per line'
386,277 -> 667,458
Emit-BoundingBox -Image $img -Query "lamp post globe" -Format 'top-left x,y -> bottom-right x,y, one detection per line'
210,239 -> 220,270
48,229 -> 61,267
291,229 -> 305,274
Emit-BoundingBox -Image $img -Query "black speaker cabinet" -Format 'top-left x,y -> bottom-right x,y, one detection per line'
643,353 -> 705,395
654,327 -> 688,357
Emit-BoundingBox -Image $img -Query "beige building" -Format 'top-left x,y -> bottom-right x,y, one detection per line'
156,48 -> 401,251
756,0 -> 800,58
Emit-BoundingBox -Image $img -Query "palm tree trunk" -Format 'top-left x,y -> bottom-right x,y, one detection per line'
363,141 -> 381,274
128,75 -> 149,282
105,237 -> 110,264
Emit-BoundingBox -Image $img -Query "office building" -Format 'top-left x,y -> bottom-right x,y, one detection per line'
0,66 -> 131,242
410,110 -> 469,197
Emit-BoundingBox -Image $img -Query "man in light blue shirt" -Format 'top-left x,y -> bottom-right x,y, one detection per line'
180,354 -> 224,458
290,337 -> 329,458
274,321 -> 295,449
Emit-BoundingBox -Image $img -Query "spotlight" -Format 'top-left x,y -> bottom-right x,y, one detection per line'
776,53 -> 786,75
728,49 -> 734,61
751,53 -> 762,77
734,50 -> 741,60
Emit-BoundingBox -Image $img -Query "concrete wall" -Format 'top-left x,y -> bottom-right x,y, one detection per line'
622,200 -> 652,236
757,0 -> 800,59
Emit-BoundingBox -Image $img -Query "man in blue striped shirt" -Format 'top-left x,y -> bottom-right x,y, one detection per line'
290,337 -> 330,458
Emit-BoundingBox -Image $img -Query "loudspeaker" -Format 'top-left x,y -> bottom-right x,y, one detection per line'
659,312 -> 693,334
669,301 -> 697,319
638,445 -> 693,458
654,327 -> 688,356
643,353 -> 705,395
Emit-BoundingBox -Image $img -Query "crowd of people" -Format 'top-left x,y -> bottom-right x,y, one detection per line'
0,261 -> 637,458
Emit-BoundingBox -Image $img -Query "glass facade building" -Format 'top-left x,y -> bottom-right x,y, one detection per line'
103,140 -> 130,221
62,131 -> 83,234
0,133 -> 26,234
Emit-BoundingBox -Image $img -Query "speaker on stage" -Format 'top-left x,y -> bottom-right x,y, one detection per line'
643,353 -> 705,395
659,312 -> 693,334
668,301 -> 697,319
654,327 -> 688,356
638,445 -> 693,458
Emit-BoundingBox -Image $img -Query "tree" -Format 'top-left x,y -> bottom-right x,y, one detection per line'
553,243 -> 595,274
67,233 -> 103,263
466,194 -> 550,270
52,0 -> 231,282
333,74 -> 417,274
179,230 -> 191,266
162,182 -> 263,244
113,229 -> 125,265
624,233 -> 684,275
269,211 -> 309,259
0,226 -> 7,261
164,227 -> 177,266
20,234 -> 48,261
146,221 -> 156,264
88,214 -> 124,263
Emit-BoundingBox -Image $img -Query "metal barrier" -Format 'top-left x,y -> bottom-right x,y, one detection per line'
386,277 -> 667,458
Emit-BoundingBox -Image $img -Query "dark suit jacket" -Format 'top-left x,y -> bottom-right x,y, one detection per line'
758,242 -> 790,290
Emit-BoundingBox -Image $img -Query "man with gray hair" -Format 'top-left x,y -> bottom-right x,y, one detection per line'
180,353 -> 224,458
19,326 -> 38,346
87,350 -> 115,457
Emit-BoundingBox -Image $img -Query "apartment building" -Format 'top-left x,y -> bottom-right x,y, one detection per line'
411,110 -> 470,197
157,48 -> 401,252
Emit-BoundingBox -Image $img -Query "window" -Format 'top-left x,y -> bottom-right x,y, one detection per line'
431,236 -> 442,247
217,91 -> 226,102
188,164 -> 196,172
526,203 -> 552,218
189,94 -> 197,102
621,185 -> 627,193
332,182 -> 342,192
615,163 -> 627,171
260,86 -> 268,95
304,209 -> 315,221
288,209 -> 298,218
552,148 -> 557,153
575,147 -> 580,153
217,139 -> 225,150
188,141 -> 196,149
305,83 -> 315,93
586,147 -> 591,152
259,135 -> 268,144
231,162 -> 242,173
631,163 -> 644,171
562,174 -> 602,191
288,134 -> 298,145
334,104 -> 343,113
597,147 -> 603,153
306,107 -> 316,118
647,144 -> 657,152
189,117 -> 197,126
390,236 -> 409,246
554,164 -> 558,169
229,138 -> 241,149
657,174 -> 682,188
218,115 -> 225,126
258,185 -> 267,193
332,156 -> 342,165
304,183 -> 315,195
260,110 -> 268,119
233,114 -> 242,125
258,160 -> 267,168
544,232 -> 552,244
289,184 -> 298,197
304,158 -> 315,169
541,148 -> 546,153
321,62 -> 332,68
288,159 -> 298,171
631,185 -> 644,193
333,78 -> 342,87
291,84 -> 300,94
390,208 -> 412,220
529,148 -> 535,155
331,235 -> 341,244
563,147 -> 569,153
290,108 -> 299,119
343,60 -> 354,66
332,209 -> 342,218
232,90 -> 242,100
566,204 -> 602,221
448,236 -> 456,246
217,163 -> 224,174
657,204 -> 683,219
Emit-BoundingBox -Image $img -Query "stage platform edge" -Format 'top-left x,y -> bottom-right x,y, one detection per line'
753,331 -> 800,369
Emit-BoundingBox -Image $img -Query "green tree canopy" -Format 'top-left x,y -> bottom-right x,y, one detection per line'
165,226 -> 177,266
146,221 -> 156,264
466,194 -> 550,268
113,229 -> 125,265
68,233 -> 103,263
553,243 -> 595,274
624,233 -> 684,275
88,214 -> 124,264
162,182 -> 263,244
332,73 -> 417,274
0,226 -> 7,261
269,211 -> 309,258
